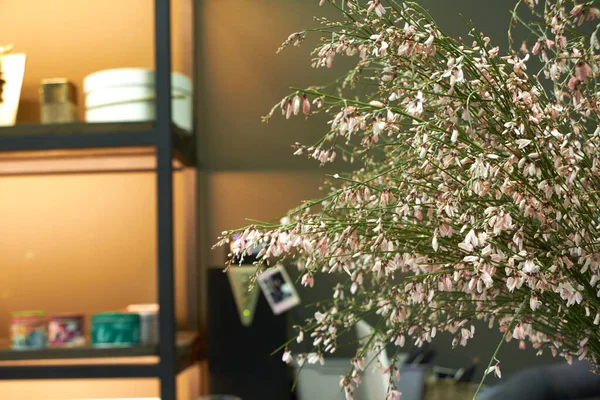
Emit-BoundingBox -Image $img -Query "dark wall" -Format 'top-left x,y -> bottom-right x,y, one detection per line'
207,268 -> 294,400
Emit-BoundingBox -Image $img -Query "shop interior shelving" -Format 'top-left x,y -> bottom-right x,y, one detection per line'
0,0 -> 200,398
0,331 -> 201,380
0,122 -> 196,175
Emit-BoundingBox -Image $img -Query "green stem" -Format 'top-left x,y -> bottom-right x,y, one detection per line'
473,300 -> 526,400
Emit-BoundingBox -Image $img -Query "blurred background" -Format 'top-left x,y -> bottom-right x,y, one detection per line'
199,1 -> 561,399
0,0 -> 566,399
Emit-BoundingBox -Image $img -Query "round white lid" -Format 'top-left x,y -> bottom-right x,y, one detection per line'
83,68 -> 192,93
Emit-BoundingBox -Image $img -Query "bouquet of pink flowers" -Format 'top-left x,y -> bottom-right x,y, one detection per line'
216,0 -> 600,397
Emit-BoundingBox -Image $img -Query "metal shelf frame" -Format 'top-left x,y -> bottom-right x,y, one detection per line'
0,122 -> 196,166
0,364 -> 160,380
0,0 -> 199,398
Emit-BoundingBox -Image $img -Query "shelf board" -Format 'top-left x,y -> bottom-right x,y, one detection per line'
0,122 -> 196,175
0,331 -> 201,380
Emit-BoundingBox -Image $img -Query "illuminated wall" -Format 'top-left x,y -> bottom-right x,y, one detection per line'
0,172 -> 190,331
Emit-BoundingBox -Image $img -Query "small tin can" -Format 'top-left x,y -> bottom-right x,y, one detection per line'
10,311 -> 48,349
40,78 -> 77,123
91,312 -> 140,348
126,304 -> 159,345
48,314 -> 85,347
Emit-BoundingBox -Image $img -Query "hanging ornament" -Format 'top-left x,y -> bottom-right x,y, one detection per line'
227,266 -> 260,327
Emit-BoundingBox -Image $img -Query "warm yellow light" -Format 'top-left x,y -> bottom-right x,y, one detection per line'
243,309 -> 250,317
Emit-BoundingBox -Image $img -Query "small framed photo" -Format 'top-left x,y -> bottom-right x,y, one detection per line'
257,265 -> 300,315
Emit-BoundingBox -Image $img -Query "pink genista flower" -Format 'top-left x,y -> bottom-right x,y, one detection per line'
301,273 -> 314,287
424,30 -> 435,49
367,0 -> 386,17
344,387 -> 354,400
521,259 -> 539,274
443,57 -> 465,86
530,295 -> 541,311
352,357 -> 365,371
558,282 -> 583,306
394,334 -> 406,347
506,53 -> 529,76
575,62 -> 593,82
373,119 -> 387,136
307,352 -> 325,365
513,323 -> 526,340
486,362 -> 502,378
406,91 -> 424,116
314,311 -> 326,323
302,94 -> 311,115
520,41 -> 529,53
286,99 -> 293,119
350,370 -> 362,386
431,235 -> 439,252
488,46 -> 500,58
282,350 -> 293,364
460,326 -> 474,346
292,94 -> 302,115
588,8 -> 600,21
519,341 -> 527,350
438,276 -> 453,292
506,276 -> 519,292
387,390 -> 402,399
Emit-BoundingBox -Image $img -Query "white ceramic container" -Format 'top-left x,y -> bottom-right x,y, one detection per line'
83,68 -> 192,133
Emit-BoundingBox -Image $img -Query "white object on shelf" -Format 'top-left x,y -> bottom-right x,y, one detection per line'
126,303 -> 159,345
0,53 -> 26,126
355,320 -> 391,400
83,68 -> 193,133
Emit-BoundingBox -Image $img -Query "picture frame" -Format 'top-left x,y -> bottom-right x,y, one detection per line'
257,265 -> 300,315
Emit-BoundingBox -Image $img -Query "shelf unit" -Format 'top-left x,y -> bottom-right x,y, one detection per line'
0,0 -> 199,399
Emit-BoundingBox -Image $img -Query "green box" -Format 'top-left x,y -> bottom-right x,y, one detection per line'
91,312 -> 141,347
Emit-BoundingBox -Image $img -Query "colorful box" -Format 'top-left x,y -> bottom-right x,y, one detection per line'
10,311 -> 48,349
48,314 -> 85,347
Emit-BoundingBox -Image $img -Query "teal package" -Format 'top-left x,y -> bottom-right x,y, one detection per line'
91,312 -> 141,347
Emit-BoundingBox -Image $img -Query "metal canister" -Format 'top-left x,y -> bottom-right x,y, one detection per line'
40,78 -> 77,123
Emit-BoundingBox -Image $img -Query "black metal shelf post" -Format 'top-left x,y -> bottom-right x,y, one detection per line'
155,0 -> 177,399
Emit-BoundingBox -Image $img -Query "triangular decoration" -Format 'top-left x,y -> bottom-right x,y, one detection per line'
227,266 -> 260,327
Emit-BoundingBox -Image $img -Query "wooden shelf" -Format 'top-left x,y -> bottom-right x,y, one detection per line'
0,122 -> 196,175
0,331 -> 202,379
